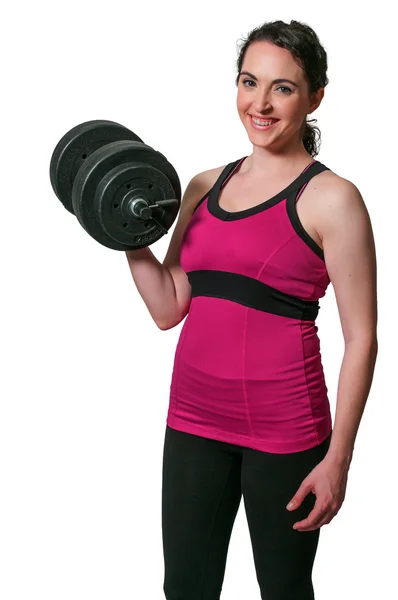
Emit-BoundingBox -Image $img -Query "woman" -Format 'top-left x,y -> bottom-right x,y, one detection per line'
126,19 -> 378,600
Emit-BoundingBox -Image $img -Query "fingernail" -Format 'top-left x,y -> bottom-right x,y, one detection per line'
287,502 -> 294,509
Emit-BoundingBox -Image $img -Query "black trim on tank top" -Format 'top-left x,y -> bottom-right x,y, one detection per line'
191,161 -> 241,216
191,157 -> 330,261
192,188 -> 211,215
285,190 -> 325,261
205,158 -> 330,261
187,270 -> 320,321
208,157 -> 330,220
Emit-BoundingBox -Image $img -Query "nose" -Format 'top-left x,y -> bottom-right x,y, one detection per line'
251,91 -> 273,114
238,82 -> 275,115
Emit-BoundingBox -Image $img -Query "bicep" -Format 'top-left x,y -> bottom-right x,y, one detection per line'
162,172 -> 210,321
163,172 -> 209,269
318,179 -> 378,344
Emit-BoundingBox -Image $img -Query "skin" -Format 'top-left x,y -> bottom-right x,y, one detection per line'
236,40 -> 324,176
236,41 -> 378,532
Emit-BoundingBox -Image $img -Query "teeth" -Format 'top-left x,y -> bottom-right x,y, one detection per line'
252,117 -> 276,126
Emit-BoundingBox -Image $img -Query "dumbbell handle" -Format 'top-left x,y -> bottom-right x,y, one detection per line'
150,199 -> 179,208
127,197 -> 179,216
127,197 -> 179,235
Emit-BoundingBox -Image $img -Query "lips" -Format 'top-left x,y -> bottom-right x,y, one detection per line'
249,115 -> 280,131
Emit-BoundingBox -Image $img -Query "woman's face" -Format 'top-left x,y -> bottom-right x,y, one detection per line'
236,41 -> 323,151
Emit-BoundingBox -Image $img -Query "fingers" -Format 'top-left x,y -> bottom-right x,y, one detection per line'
293,496 -> 333,531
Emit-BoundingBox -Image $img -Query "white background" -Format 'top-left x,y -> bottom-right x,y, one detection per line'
1,1 -> 395,598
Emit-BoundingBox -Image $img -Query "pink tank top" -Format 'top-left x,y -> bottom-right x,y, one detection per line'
166,157 -> 333,453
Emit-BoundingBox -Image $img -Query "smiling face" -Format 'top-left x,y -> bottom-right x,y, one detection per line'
236,41 -> 324,153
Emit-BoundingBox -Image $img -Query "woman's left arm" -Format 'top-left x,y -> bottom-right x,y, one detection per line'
317,177 -> 378,468
286,178 -> 378,531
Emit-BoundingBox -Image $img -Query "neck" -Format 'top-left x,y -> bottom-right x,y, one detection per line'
243,141 -> 313,178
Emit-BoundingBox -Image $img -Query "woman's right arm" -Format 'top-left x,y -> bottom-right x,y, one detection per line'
125,170 -> 216,330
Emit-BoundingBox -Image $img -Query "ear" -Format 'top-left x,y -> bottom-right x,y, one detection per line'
308,88 -> 325,114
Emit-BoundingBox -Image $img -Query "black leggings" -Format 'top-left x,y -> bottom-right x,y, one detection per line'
161,425 -> 332,600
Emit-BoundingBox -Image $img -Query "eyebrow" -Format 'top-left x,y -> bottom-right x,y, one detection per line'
239,71 -> 299,87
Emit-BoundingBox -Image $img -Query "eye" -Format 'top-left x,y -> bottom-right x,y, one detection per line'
276,86 -> 293,94
242,79 -> 292,95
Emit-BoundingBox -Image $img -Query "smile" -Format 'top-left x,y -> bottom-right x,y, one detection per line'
249,116 -> 280,130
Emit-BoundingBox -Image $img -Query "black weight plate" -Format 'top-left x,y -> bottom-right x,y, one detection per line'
95,161 -> 178,247
72,140 -> 181,250
49,120 -> 143,214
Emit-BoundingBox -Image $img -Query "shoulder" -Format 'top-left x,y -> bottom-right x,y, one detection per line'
315,166 -> 361,198
183,163 -> 228,212
310,168 -> 377,345
313,167 -> 368,233
310,167 -> 372,262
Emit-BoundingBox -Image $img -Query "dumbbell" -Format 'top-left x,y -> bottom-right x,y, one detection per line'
49,120 -> 181,250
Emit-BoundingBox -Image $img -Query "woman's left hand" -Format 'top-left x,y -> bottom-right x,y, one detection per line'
286,454 -> 350,531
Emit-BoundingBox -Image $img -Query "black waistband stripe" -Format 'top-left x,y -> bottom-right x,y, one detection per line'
187,270 -> 320,320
